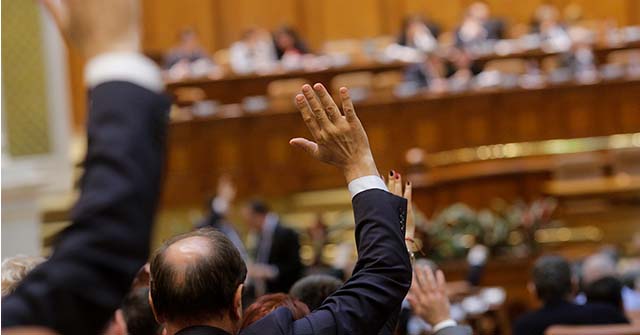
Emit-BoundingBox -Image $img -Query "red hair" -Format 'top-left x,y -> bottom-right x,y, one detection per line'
240,293 -> 310,329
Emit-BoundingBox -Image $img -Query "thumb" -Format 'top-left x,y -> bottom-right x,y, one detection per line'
289,138 -> 319,158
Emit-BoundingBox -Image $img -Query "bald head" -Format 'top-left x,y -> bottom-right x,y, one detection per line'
149,229 -> 247,324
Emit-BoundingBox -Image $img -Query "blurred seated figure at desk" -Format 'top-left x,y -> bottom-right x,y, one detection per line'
404,52 -> 448,92
164,27 -> 219,80
230,27 -> 278,74
455,1 -> 505,49
531,4 -> 571,52
398,15 -> 440,53
273,26 -> 311,70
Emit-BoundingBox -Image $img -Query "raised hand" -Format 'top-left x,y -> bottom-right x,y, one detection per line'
290,84 -> 378,183
40,0 -> 140,58
407,265 -> 452,326
387,171 -> 418,253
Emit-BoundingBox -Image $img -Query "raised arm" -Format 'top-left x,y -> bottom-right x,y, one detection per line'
2,1 -> 168,334
242,84 -> 412,335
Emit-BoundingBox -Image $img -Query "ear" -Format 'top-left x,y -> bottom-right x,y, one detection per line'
233,284 -> 244,320
148,289 -> 164,324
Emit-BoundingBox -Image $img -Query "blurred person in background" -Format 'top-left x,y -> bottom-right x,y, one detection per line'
397,15 -> 440,54
273,26 -> 309,60
239,293 -> 309,330
164,28 -> 218,79
513,255 -> 628,335
579,251 -> 640,311
455,1 -> 504,49
584,276 -> 626,313
531,4 -> 571,52
195,176 -> 249,263
230,27 -> 278,74
403,51 -> 448,91
103,288 -> 161,335
243,200 -> 303,295
289,274 -> 343,311
1,255 -> 45,297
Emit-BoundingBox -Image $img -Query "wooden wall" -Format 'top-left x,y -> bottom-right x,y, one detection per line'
141,0 -> 640,54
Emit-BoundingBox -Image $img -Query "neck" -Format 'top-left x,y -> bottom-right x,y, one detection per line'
166,317 -> 236,335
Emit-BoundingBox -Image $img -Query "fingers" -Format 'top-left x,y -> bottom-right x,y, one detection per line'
339,87 -> 358,124
289,138 -> 320,158
404,181 -> 412,203
436,270 -> 447,292
302,84 -> 334,131
313,83 -> 342,122
388,170 -> 404,196
414,264 -> 428,291
295,94 -> 322,141
424,266 -> 437,292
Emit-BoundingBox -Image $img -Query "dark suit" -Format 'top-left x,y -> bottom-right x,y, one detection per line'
513,300 -> 629,335
255,222 -> 304,293
241,189 -> 412,335
1,81 -> 169,335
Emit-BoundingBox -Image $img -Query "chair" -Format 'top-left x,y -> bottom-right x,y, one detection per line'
546,324 -> 640,335
267,78 -> 308,111
484,58 -> 528,75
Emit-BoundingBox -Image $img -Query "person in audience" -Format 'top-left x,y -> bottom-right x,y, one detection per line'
403,52 -> 448,91
3,1 -> 170,334
147,82 -> 413,335
273,26 -> 309,60
455,1 -> 504,49
229,27 -> 278,74
104,288 -> 161,335
196,176 -> 249,263
584,276 -> 625,312
240,293 -> 309,330
1,255 -> 45,297
579,251 -> 640,311
164,28 -> 211,69
622,270 -> 640,311
243,200 -> 303,295
289,274 -> 343,311
531,4 -> 571,52
513,255 -> 629,335
407,264 -> 472,335
397,15 -> 440,53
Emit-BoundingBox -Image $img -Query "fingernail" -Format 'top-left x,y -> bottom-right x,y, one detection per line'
302,85 -> 311,92
395,173 -> 401,180
389,170 -> 394,176
313,83 -> 323,90
295,94 -> 304,102
407,181 -> 411,186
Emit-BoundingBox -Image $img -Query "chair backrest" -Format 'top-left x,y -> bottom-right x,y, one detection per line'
546,324 -> 640,335
553,154 -> 605,181
484,58 -> 528,75
607,49 -> 640,66
612,148 -> 640,176
331,71 -> 374,93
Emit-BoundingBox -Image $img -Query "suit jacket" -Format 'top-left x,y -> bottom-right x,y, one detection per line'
512,300 -> 629,335
259,223 -> 304,293
241,189 -> 412,335
1,81 -> 169,335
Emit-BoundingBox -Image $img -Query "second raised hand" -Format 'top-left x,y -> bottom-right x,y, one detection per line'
289,83 -> 379,183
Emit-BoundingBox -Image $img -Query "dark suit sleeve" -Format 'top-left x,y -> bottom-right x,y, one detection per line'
293,189 -> 412,335
1,81 -> 169,335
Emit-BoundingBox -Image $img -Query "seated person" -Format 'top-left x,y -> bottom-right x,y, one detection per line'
397,15 -> 440,53
455,2 -> 504,49
585,276 -> 625,313
229,27 -> 278,74
403,52 -> 447,91
513,255 -> 629,335
240,293 -> 309,330
273,26 -> 309,60
530,4 -> 571,52
289,275 -> 343,311
164,28 -> 217,78
103,287 -> 161,335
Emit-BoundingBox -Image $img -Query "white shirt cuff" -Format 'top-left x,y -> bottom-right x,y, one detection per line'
432,319 -> 457,333
85,52 -> 163,92
348,175 -> 388,198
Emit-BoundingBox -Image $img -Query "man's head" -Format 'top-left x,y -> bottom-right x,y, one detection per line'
582,253 -> 617,287
585,276 -> 624,311
149,229 -> 247,332
240,293 -> 309,330
122,288 -> 161,335
531,255 -> 574,303
242,200 -> 269,231
289,275 -> 343,311
1,255 -> 45,297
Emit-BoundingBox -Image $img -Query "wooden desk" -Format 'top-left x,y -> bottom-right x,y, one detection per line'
163,79 -> 640,209
543,175 -> 640,198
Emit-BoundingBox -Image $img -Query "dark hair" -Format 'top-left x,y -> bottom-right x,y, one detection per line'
149,228 -> 247,324
121,287 -> 160,335
585,276 -> 624,311
289,275 -> 343,311
532,255 -> 573,303
240,293 -> 310,330
247,199 -> 269,215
